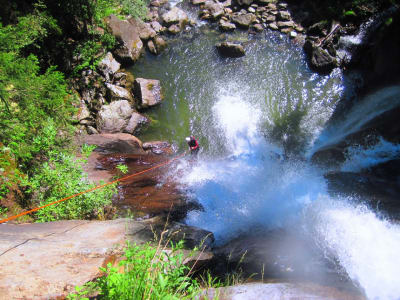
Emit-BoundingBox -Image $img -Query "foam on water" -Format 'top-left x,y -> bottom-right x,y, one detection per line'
305,199 -> 400,300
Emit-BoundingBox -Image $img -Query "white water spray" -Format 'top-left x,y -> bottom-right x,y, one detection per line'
306,199 -> 400,300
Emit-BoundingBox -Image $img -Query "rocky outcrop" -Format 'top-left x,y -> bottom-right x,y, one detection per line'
0,218 -> 215,299
134,78 -> 163,108
106,14 -> 144,64
129,18 -> 157,41
216,42 -> 245,58
96,100 -> 134,133
0,219 -> 149,299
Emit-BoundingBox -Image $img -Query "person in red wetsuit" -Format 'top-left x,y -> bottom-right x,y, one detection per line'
186,136 -> 199,155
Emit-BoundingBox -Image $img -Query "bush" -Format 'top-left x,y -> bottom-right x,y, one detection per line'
68,241 -> 205,300
24,153 -> 116,222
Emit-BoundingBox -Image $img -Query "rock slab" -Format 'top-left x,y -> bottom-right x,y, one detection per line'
0,219 -> 148,299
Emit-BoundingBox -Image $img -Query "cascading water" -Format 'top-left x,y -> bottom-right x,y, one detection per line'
131,27 -> 400,299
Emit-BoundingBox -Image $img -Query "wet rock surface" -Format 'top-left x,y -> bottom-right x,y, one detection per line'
134,78 -> 163,108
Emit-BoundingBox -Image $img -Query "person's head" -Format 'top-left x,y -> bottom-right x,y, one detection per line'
185,137 -> 191,142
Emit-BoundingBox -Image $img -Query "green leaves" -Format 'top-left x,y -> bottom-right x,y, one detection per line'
25,153 -> 116,222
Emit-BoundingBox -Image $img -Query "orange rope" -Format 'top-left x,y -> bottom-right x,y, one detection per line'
0,152 -> 186,224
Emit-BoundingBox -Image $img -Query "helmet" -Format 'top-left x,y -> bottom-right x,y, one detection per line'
185,137 -> 191,142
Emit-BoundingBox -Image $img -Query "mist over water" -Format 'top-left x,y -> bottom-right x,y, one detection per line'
132,28 -> 400,299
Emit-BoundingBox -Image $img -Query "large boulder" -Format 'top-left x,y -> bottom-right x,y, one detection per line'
0,219 -> 150,299
98,52 -> 120,82
106,14 -> 144,64
216,42 -> 245,58
133,78 -> 163,108
231,13 -> 256,28
161,7 -> 189,28
96,100 -> 134,133
128,18 -> 157,41
204,1 -> 225,19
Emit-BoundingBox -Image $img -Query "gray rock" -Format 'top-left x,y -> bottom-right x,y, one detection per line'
253,23 -> 264,32
265,15 -> 276,22
248,7 -> 256,13
219,19 -> 236,31
129,18 -> 157,41
162,7 -> 189,28
124,112 -> 149,134
0,219 -> 150,299
290,31 -> 298,38
231,13 -> 256,28
106,83 -> 133,102
154,36 -> 167,53
86,126 -> 99,135
267,3 -> 277,10
134,78 -> 163,108
278,10 -> 291,21
163,222 -> 215,250
216,42 -> 245,58
269,22 -> 279,30
237,0 -> 253,6
148,40 -> 157,54
277,20 -> 295,28
204,1 -> 225,19
168,24 -> 181,34
106,14 -> 144,64
192,0 -> 206,4
150,21 -> 163,33
96,100 -> 133,133
98,52 -> 120,81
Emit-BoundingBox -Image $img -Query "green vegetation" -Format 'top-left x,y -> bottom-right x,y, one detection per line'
116,163 -> 129,175
0,0 -> 147,222
68,241 -> 217,300
23,153 -> 116,222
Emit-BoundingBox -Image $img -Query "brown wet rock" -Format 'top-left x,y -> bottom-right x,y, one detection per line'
97,153 -> 190,218
84,133 -> 145,155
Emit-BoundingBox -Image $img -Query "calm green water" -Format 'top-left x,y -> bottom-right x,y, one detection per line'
130,27 -> 344,156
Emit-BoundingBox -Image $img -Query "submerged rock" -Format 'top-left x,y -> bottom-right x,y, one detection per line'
134,78 -> 163,108
216,42 -> 245,58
